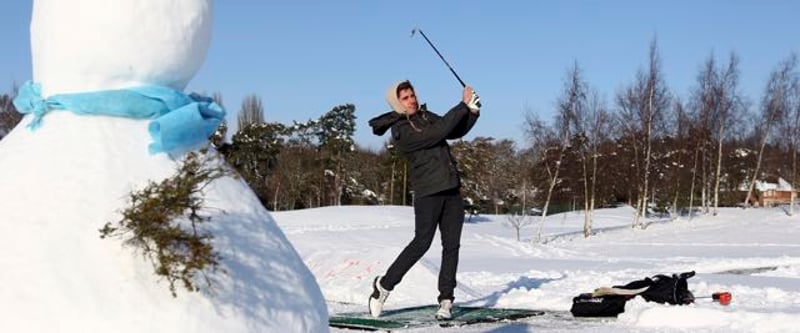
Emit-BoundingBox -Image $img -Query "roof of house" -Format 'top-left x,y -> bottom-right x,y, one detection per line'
738,177 -> 795,192
756,177 -> 793,191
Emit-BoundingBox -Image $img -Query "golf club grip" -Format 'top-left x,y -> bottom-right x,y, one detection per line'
451,70 -> 466,87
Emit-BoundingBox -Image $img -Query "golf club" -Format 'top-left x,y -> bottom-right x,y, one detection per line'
411,27 -> 481,107
410,27 -> 467,87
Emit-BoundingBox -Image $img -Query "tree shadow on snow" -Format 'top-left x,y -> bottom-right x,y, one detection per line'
460,275 -> 561,308
543,216 -> 674,243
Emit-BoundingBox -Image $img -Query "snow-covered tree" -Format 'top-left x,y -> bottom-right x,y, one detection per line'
225,122 -> 286,204
316,104 -> 356,206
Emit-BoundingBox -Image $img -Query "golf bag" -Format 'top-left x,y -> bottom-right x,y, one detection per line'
570,271 -> 696,317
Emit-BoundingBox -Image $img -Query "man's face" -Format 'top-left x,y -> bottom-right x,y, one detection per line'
397,88 -> 418,115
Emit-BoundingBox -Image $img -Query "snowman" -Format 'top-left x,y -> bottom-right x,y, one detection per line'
0,1 -> 327,332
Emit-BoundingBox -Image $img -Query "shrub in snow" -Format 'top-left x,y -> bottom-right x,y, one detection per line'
99,150 -> 227,297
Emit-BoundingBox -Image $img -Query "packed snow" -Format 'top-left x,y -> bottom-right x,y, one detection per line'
0,1 -> 327,332
273,205 -> 800,332
31,0 -> 212,95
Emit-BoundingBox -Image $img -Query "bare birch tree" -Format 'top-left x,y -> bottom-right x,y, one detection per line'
616,39 -> 671,228
780,54 -> 800,215
687,52 -> 743,215
526,63 -> 582,242
581,92 -> 611,236
524,113 -> 562,243
506,213 -> 532,241
744,54 -> 797,208
238,95 -> 266,131
689,55 -> 718,215
563,63 -> 611,237
667,98 -> 692,219
712,53 -> 743,215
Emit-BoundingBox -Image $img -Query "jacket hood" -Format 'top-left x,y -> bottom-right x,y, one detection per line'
371,80 -> 423,136
385,80 -> 421,114
385,80 -> 406,114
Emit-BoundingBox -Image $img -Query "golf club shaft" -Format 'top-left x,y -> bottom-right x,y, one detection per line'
415,29 -> 467,88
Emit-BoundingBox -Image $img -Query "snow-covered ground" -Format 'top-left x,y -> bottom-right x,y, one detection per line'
273,205 -> 800,332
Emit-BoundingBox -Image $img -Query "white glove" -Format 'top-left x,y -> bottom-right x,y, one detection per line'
467,91 -> 481,111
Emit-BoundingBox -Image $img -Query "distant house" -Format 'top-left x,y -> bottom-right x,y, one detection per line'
741,177 -> 796,207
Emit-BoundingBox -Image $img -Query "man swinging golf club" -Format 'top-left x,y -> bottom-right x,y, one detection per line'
366,27 -> 481,321
367,80 -> 480,320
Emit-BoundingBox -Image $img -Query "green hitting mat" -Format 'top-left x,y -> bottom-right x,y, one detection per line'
329,305 -> 545,331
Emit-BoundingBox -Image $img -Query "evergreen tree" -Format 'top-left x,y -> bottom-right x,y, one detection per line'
0,85 -> 22,140
225,122 -> 286,204
316,104 -> 356,205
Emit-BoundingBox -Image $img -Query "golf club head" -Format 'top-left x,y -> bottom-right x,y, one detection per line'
410,27 -> 419,38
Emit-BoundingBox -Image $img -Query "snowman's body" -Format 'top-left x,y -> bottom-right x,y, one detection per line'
0,1 -> 327,332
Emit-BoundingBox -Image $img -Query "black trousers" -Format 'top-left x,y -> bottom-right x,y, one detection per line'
381,188 -> 464,302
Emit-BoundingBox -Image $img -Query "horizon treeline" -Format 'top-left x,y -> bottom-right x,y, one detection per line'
1,39 -> 798,238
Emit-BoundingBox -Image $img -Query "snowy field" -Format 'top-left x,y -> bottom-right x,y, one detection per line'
273,205 -> 800,332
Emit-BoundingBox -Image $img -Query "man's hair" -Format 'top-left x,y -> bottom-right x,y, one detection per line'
396,80 -> 414,97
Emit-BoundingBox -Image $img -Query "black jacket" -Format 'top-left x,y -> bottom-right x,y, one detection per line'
369,102 -> 479,198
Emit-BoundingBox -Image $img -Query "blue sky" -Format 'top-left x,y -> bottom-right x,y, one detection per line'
1,1 -> 798,150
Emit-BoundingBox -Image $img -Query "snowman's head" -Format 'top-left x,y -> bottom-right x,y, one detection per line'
31,0 -> 213,97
